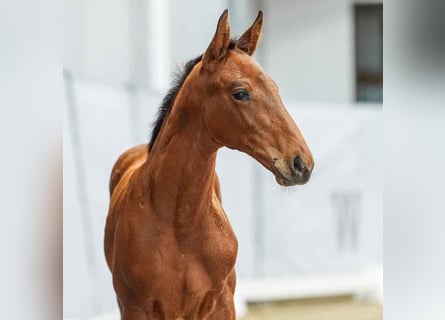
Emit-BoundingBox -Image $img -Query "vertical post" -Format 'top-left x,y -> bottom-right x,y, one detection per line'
128,0 -> 170,92
229,0 -> 266,277
146,0 -> 170,93
127,0 -> 171,142
228,0 -> 254,34
128,0 -> 149,87
64,71 -> 101,316
254,0 -> 267,277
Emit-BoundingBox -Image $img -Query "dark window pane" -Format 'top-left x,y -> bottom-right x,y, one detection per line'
355,4 -> 383,104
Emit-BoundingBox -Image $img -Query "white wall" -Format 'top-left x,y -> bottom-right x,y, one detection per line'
63,0 -> 376,104
63,1 -> 382,318
63,0 -> 132,84
169,0 -> 228,69
263,0 -> 355,103
63,0 -> 230,88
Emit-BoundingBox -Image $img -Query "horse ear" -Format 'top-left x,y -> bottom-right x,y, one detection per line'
236,11 -> 263,56
202,10 -> 231,68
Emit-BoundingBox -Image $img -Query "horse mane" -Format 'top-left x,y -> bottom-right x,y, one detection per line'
148,39 -> 238,151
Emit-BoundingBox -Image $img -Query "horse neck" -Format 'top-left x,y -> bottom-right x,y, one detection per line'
142,94 -> 220,227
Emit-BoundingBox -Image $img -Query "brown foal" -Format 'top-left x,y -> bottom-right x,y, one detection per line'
104,10 -> 314,320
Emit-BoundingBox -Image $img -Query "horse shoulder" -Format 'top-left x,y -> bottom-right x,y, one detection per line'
109,144 -> 148,195
105,144 -> 148,270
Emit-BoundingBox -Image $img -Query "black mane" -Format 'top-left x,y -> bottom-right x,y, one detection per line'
148,40 -> 238,151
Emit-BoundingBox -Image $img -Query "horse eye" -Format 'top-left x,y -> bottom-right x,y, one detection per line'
232,90 -> 250,102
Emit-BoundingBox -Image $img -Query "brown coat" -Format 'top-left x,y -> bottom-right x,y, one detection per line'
104,10 -> 313,320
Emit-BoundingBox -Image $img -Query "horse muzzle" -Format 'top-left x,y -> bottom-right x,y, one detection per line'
272,156 -> 312,186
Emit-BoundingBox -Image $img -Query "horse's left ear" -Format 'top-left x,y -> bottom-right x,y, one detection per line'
236,11 -> 263,56
202,10 -> 231,69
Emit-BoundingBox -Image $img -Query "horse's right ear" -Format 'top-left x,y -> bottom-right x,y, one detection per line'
202,10 -> 231,70
236,11 -> 263,56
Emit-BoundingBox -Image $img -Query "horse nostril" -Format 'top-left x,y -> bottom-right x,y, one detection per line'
292,156 -> 305,174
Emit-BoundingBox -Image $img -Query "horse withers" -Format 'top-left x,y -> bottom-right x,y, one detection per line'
105,10 -> 313,320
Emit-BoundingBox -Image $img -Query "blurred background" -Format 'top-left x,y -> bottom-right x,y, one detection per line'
63,0 -> 382,319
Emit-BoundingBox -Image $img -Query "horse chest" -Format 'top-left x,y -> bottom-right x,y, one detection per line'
112,193 -> 237,317
121,205 -> 238,286
196,206 -> 238,274
175,211 -> 238,292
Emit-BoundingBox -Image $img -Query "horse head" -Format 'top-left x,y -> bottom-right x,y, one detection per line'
186,10 -> 314,186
